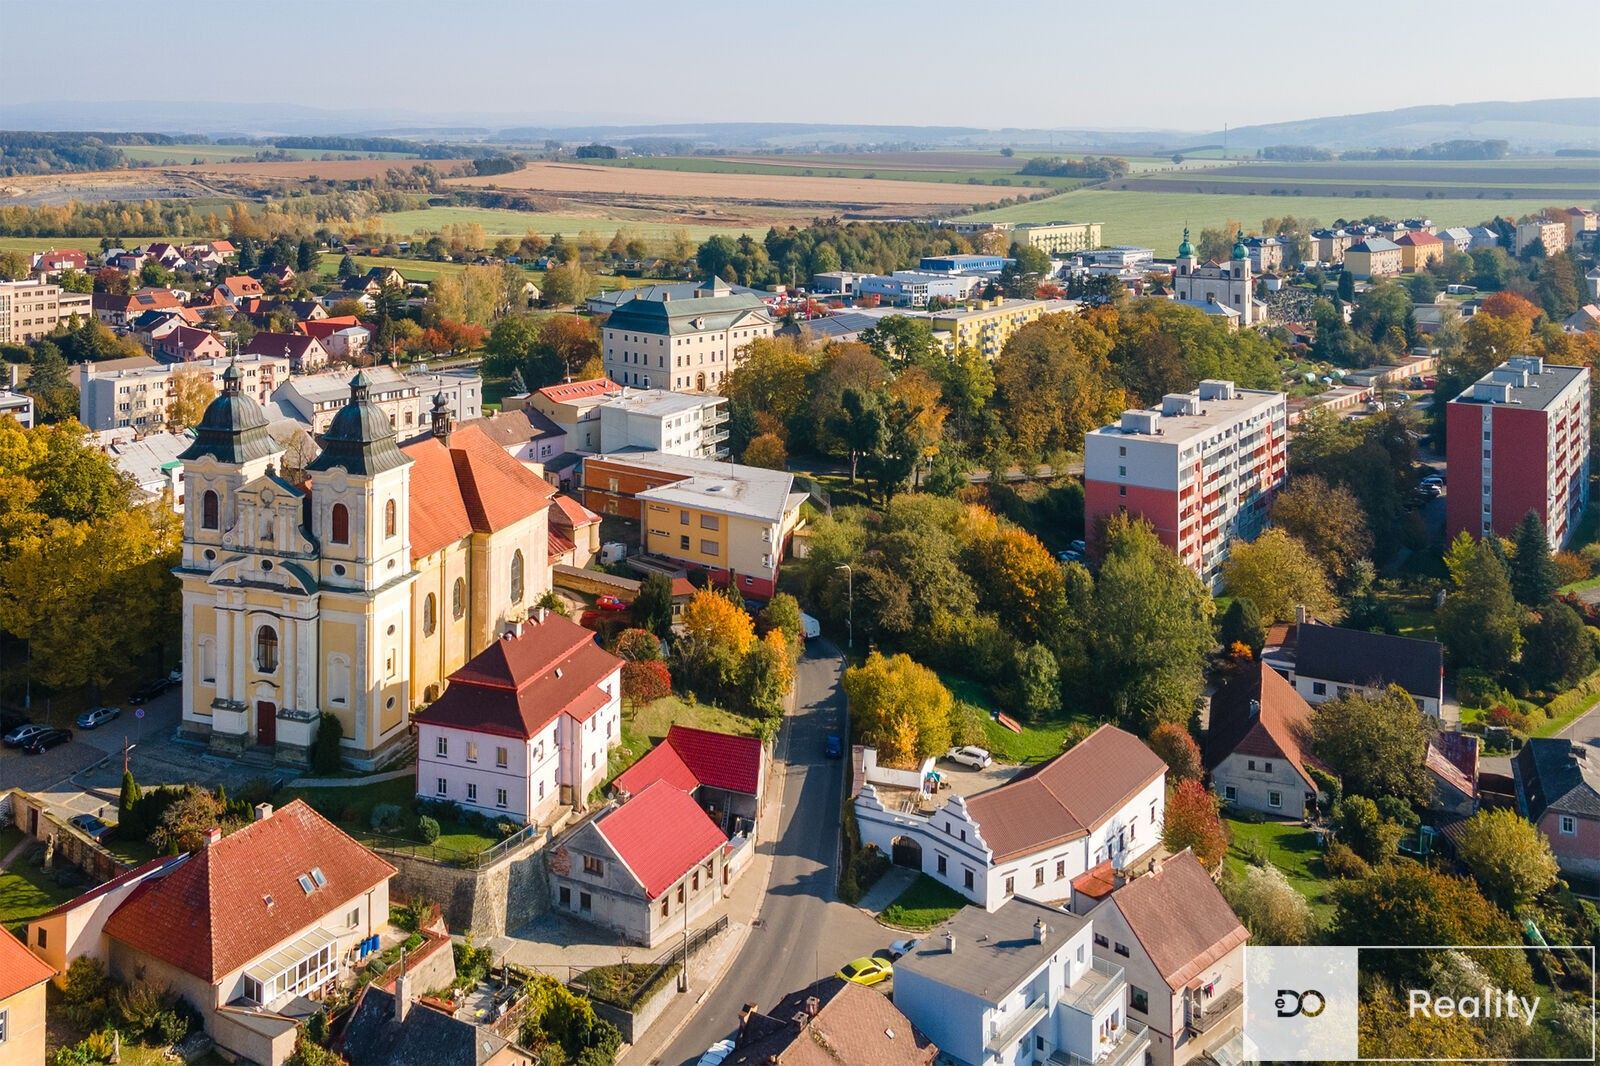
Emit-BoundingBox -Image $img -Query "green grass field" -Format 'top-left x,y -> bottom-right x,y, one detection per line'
939,671 -> 1092,763
377,206 -> 761,243
607,694 -> 758,786
0,832 -> 81,933
963,188 -> 1545,249
1224,817 -> 1337,922
0,234 -> 170,256
118,143 -> 418,164
277,775 -> 500,856
588,155 -> 1092,190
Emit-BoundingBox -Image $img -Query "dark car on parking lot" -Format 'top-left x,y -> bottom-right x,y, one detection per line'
129,677 -> 173,704
22,728 -> 72,754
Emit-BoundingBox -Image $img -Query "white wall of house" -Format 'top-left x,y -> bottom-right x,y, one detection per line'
1293,673 -> 1440,718
1211,753 -> 1314,819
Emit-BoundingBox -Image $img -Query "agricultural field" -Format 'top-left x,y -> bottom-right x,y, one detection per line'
1111,157 -> 1600,198
963,187 -> 1548,250
591,154 -> 1093,190
0,234 -> 170,255
170,158 -> 468,181
445,161 -> 1013,213
118,143 -> 420,164
376,205 -> 761,243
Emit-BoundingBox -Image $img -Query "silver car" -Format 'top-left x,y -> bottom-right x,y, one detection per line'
75,706 -> 121,730
946,745 -> 993,769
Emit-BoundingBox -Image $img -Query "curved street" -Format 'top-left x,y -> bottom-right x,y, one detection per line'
649,640 -> 886,1065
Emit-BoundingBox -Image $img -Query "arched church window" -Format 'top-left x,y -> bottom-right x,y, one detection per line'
331,503 -> 349,545
511,550 -> 525,603
452,577 -> 465,620
256,626 -> 279,672
423,593 -> 437,636
384,499 -> 397,538
201,490 -> 219,530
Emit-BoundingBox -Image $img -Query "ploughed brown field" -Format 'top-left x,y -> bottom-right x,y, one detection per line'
445,162 -> 1008,207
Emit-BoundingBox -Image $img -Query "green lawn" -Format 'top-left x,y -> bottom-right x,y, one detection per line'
0,853 -> 80,933
941,672 -> 1092,764
0,235 -> 169,256
607,695 -> 756,784
879,874 -> 969,930
277,775 -> 500,855
585,155 -> 1091,190
376,206 -> 761,244
962,188 -> 1541,250
1224,817 -> 1336,921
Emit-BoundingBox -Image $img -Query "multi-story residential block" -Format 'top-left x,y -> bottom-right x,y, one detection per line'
24,801 -> 394,1066
857,271 -> 987,308
1172,230 -> 1263,326
929,297 -> 1074,359
918,253 -> 1010,274
406,367 -> 483,426
1343,238 -> 1403,279
585,277 -> 764,315
78,353 -> 289,432
894,897 -> 1151,1066
413,610 -> 622,824
298,316 -> 372,361
1242,235 -> 1284,273
581,451 -> 806,597
597,388 -> 729,458
854,725 -> 1167,911
1011,220 -> 1103,255
522,377 -> 623,453
1437,226 -> 1474,254
269,365 -> 480,436
1080,852 -> 1248,1066
1084,380 -> 1287,590
1395,230 -> 1445,271
601,278 -> 773,393
0,278 -> 92,343
1516,218 -> 1569,257
1514,739 -> 1600,881
0,387 -> 35,428
1445,357 -> 1590,547
1309,227 -> 1358,265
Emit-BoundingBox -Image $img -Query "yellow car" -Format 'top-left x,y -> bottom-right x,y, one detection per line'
836,956 -> 892,986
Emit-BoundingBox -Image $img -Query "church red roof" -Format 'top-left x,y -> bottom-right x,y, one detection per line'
402,424 -> 554,559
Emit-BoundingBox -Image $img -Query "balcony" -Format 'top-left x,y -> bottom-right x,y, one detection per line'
1060,958 -> 1126,1015
1049,1020 -> 1149,1066
1187,986 -> 1244,1037
986,993 -> 1050,1056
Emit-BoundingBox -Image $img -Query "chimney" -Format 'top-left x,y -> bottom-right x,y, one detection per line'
943,932 -> 956,954
535,606 -> 549,625
1033,918 -> 1047,945
736,1003 -> 758,1047
805,995 -> 821,1018
661,291 -> 671,302
396,952 -> 415,1023
1295,604 -> 1307,625
511,619 -> 524,639
203,826 -> 221,848
253,803 -> 273,821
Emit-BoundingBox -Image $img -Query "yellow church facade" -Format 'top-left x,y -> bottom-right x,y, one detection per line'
178,371 -> 552,769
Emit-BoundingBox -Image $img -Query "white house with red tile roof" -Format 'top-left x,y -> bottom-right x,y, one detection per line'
525,377 -> 623,453
24,800 -> 394,1066
218,275 -> 265,305
412,610 -> 622,824
298,315 -> 372,360
548,780 -> 729,946
242,331 -> 330,373
614,723 -> 767,839
855,725 -> 1167,911
157,324 -> 228,362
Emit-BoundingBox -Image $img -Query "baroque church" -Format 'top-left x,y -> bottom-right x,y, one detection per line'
1172,227 -> 1265,327
177,366 -> 555,768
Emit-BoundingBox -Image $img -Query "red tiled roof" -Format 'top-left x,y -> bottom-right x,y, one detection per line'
102,800 -> 394,983
1426,732 -> 1479,798
1071,859 -> 1117,901
241,332 -> 322,359
1110,850 -> 1248,990
37,854 -> 189,920
413,613 -> 622,739
1396,231 -> 1443,246
401,425 -> 554,559
1203,662 -> 1323,788
223,275 -> 264,294
401,436 -> 474,558
0,925 -> 55,1000
596,781 -> 727,898
536,378 -> 621,404
964,725 -> 1166,862
671,578 -> 696,599
547,530 -> 577,562
613,739 -> 701,797
550,494 -> 600,530
665,725 -> 763,794
299,316 -> 365,339
212,240 -> 236,254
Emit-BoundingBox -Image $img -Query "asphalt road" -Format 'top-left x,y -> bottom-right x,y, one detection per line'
653,640 -> 886,1065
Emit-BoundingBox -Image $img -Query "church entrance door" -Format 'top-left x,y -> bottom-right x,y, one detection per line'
256,701 -> 277,747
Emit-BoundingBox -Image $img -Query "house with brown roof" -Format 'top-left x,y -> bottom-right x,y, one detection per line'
548,493 -> 601,567
156,324 -> 227,363
1085,850 -> 1248,1066
524,376 -> 623,453
725,976 -> 937,1065
412,610 -> 621,825
1395,230 -> 1445,272
1426,731 -> 1479,818
23,801 -> 394,1066
1,925 -> 55,1066
855,725 -> 1168,911
219,275 -> 266,305
243,331 -> 330,373
548,779 -> 730,946
299,315 -> 371,360
1203,662 -> 1326,819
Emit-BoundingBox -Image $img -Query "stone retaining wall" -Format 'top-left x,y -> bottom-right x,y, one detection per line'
385,830 -> 554,939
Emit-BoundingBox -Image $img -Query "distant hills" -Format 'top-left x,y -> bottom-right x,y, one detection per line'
2,97 -> 1595,153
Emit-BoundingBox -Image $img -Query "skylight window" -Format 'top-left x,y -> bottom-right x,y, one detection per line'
297,874 -> 315,894
310,867 -> 327,888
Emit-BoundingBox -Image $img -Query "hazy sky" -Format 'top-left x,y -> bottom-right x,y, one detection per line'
3,0 -> 1596,131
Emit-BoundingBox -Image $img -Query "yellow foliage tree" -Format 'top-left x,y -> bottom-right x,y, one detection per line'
842,651 -> 954,766
1219,528 -> 1339,623
681,588 -> 755,657
167,368 -> 217,431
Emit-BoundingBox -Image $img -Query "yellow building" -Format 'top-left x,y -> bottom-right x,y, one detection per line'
1,926 -> 53,1066
1011,221 -> 1102,255
930,297 -> 1075,360
178,371 -> 553,769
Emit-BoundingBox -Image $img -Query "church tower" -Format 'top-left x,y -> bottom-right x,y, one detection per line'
305,372 -> 417,760
1176,226 -> 1197,277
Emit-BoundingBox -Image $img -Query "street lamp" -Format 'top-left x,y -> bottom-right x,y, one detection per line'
834,564 -> 853,651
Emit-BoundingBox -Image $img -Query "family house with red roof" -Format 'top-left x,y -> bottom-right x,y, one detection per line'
299,315 -> 372,361
219,275 -> 266,305
412,610 -> 622,824
1203,661 -> 1326,819
31,247 -> 87,275
156,324 -> 228,363
22,801 -> 394,1066
243,331 -> 330,373
855,725 -> 1168,911
548,779 -> 730,946
614,723 -> 767,839
1,925 -> 55,1066
1085,850 -> 1248,1066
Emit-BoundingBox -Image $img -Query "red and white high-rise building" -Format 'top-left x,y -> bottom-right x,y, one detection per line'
1446,357 -> 1591,548
1084,380 -> 1287,589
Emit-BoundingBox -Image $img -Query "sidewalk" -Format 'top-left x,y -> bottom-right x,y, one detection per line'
853,865 -> 914,915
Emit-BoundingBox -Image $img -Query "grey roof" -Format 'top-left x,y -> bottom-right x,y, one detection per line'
341,986 -> 509,1066
1348,238 -> 1400,253
1450,359 -> 1586,414
897,897 -> 1085,1002
602,291 -> 772,336
609,451 -> 797,523
304,372 -> 412,477
457,406 -> 564,448
180,364 -> 280,466
1515,739 -> 1600,822
588,278 -> 760,310
793,313 -> 880,340
1293,623 -> 1443,700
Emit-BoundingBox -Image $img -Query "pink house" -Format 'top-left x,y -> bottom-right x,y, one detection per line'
1514,739 -> 1600,881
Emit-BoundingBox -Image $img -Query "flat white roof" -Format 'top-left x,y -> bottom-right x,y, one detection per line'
1089,386 -> 1284,449
599,389 -> 724,418
601,451 -> 798,523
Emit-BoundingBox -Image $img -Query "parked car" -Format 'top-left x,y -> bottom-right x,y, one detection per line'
1417,483 -> 1443,500
594,595 -> 627,612
3,723 -> 49,748
1421,473 -> 1445,487
76,706 -> 121,730
836,956 -> 892,987
873,938 -> 921,962
800,612 -> 822,640
824,733 -> 843,759
1056,549 -> 1083,563
69,814 -> 113,841
1069,539 -> 1087,555
696,1039 -> 735,1066
945,745 -> 993,769
129,677 -> 173,704
22,728 -> 72,754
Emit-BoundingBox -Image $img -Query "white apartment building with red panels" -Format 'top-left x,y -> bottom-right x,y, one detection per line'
1084,380 -> 1287,590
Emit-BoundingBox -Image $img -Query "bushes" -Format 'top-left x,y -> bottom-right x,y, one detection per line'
370,803 -> 404,834
1456,670 -> 1505,710
1553,551 -> 1591,586
310,712 -> 344,775
417,816 -> 441,844
1485,703 -> 1534,735
1322,840 -> 1371,879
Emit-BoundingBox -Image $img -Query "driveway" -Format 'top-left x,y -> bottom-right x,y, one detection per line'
646,641 -> 886,1065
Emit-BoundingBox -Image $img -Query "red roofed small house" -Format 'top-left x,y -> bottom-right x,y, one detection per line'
1203,661 -> 1327,820
548,779 -> 729,946
241,331 -> 330,373
1,925 -> 56,1066
613,723 -> 768,839
412,610 -> 622,825
219,275 -> 266,305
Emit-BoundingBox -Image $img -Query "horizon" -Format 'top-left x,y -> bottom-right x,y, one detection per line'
4,0 -> 1598,133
